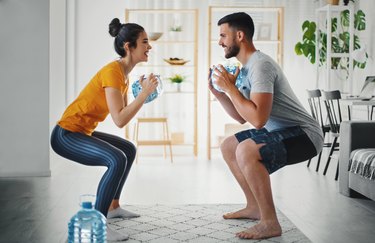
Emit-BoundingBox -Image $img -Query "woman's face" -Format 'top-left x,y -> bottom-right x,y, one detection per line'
131,31 -> 152,63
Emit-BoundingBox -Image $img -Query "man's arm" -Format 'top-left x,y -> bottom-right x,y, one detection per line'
212,65 -> 273,129
214,92 -> 246,123
227,88 -> 273,129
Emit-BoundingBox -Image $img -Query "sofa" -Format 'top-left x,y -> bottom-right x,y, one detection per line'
339,121 -> 375,201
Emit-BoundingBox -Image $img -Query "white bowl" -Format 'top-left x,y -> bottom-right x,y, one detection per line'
148,32 -> 163,41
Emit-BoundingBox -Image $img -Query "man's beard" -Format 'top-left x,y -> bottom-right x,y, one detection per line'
224,42 -> 240,59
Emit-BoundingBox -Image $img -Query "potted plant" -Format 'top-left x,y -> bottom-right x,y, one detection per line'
295,8 -> 367,78
168,74 -> 185,92
169,25 -> 182,32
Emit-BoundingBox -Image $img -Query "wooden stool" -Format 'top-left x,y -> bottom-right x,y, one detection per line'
133,117 -> 173,163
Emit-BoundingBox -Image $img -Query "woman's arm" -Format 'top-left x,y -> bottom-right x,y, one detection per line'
105,75 -> 158,128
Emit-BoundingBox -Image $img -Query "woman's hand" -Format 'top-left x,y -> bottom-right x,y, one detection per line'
140,73 -> 158,95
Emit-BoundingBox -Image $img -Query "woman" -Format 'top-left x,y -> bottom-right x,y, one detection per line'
51,18 -> 158,241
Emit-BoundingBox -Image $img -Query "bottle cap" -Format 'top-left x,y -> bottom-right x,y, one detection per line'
82,201 -> 93,209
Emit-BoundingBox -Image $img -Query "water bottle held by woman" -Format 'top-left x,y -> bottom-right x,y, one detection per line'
132,75 -> 163,103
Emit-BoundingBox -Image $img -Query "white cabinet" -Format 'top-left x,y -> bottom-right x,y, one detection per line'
315,4 -> 354,93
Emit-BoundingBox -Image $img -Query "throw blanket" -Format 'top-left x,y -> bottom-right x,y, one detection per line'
349,149 -> 375,180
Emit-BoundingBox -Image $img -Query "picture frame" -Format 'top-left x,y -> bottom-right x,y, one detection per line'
257,23 -> 272,40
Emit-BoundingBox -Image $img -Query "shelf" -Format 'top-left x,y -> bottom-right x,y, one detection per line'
163,91 -> 194,94
315,4 -> 354,93
211,40 -> 281,44
210,6 -> 284,13
150,41 -> 195,44
316,4 -> 351,12
330,53 -> 350,58
125,8 -> 199,157
126,9 -> 197,14
136,65 -> 194,68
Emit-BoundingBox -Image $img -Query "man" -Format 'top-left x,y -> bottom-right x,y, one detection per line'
209,12 -> 323,239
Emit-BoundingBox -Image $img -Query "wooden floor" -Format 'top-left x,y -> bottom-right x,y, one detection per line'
1,152 -> 375,243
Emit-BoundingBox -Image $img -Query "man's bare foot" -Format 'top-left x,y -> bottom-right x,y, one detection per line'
236,220 -> 282,239
223,207 -> 260,220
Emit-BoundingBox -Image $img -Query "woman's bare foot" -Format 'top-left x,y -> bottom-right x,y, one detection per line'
236,220 -> 282,239
223,207 -> 260,220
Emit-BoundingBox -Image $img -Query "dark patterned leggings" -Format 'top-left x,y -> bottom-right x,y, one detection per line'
50,125 -> 136,217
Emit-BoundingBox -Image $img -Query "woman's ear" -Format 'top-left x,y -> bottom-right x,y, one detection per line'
123,42 -> 130,52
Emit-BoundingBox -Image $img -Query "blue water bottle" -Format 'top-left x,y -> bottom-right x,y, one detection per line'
68,195 -> 106,243
210,65 -> 243,92
132,75 -> 163,103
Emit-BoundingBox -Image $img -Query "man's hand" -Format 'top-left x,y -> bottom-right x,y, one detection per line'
212,64 -> 240,93
208,68 -> 224,97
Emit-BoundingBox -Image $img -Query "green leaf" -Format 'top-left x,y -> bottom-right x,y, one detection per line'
295,42 -> 303,55
331,17 -> 338,32
340,10 -> 349,28
354,10 -> 366,31
353,35 -> 361,49
302,20 -> 310,31
339,32 -> 350,51
331,36 -> 341,52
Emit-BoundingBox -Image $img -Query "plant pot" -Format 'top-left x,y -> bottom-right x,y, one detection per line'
327,0 -> 339,5
175,83 -> 181,92
169,31 -> 182,41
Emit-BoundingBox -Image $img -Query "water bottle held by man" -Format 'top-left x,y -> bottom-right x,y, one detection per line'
210,64 -> 243,92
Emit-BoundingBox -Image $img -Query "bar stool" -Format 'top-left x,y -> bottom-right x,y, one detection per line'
133,117 -> 173,163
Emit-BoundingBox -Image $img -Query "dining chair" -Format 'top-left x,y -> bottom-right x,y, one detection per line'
322,90 -> 342,180
306,89 -> 331,172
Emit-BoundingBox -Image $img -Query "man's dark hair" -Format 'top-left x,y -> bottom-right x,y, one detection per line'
217,12 -> 254,41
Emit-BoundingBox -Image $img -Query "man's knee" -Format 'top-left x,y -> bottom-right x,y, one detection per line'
220,135 -> 238,155
235,139 -> 261,169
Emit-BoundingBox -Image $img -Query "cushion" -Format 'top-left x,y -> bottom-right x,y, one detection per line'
349,149 -> 375,180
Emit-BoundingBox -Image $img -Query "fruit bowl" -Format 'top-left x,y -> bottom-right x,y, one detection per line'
163,58 -> 190,65
148,32 -> 163,41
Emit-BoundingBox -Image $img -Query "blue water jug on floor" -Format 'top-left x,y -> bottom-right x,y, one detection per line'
68,195 -> 106,243
132,75 -> 163,103
210,65 -> 243,92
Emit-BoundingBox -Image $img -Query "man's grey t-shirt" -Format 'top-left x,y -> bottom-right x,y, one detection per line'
238,50 -> 323,154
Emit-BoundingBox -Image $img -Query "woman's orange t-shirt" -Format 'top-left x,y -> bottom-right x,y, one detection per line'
58,61 -> 128,135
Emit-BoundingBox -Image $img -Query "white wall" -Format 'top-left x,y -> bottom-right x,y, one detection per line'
50,0 -> 375,160
0,0 -> 50,177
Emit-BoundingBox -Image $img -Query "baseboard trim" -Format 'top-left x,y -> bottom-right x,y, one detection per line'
0,170 -> 51,178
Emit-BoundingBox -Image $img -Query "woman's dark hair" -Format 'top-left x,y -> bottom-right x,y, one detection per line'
217,12 -> 254,42
109,18 -> 145,57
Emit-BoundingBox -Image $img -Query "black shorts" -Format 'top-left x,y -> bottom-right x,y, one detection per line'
235,126 -> 317,174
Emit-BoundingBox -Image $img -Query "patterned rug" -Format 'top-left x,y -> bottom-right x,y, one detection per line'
108,204 -> 310,243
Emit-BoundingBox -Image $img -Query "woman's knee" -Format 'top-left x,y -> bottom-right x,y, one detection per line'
128,142 -> 137,161
108,152 -> 128,174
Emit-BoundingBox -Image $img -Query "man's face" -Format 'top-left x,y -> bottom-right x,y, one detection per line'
218,23 -> 240,59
